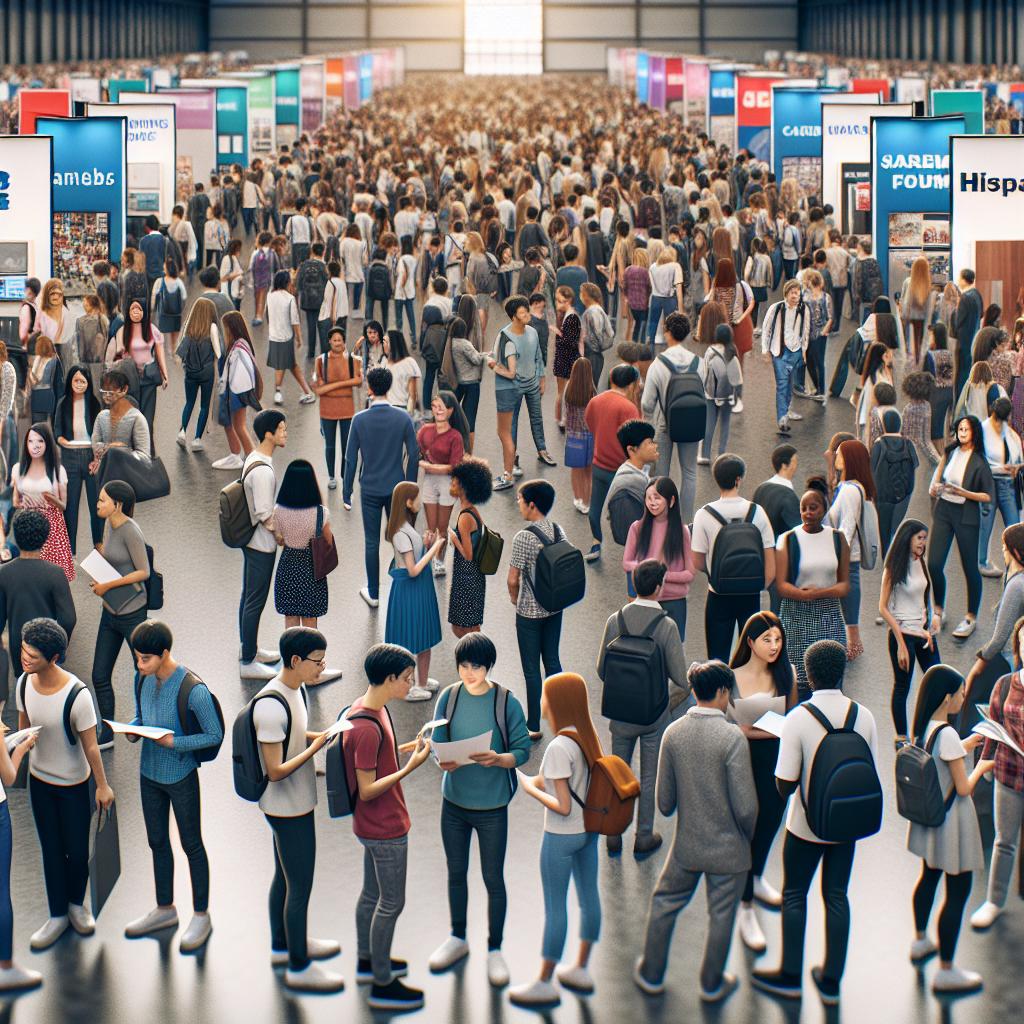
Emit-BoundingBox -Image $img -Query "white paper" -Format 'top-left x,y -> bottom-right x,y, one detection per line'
4,726 -> 41,752
972,720 -> 1024,760
753,710 -> 788,739
321,717 -> 353,741
418,718 -> 448,734
103,720 -> 173,741
80,549 -> 121,585
431,730 -> 493,768
731,693 -> 786,727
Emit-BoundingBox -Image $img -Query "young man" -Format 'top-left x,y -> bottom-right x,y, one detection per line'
954,268 -> 984,395
752,640 -> 879,1007
634,660 -> 756,1003
851,238 -> 882,327
343,367 -> 420,608
285,197 -> 315,268
295,241 -> 330,359
691,454 -> 776,662
528,292 -> 550,371
239,410 -> 287,681
752,444 -> 802,615
196,265 -> 236,340
139,216 -> 168,291
253,627 -> 340,992
605,419 -> 658,546
124,620 -> 222,952
580,281 -> 614,388
423,275 -> 452,321
343,643 -> 432,1011
554,244 -> 588,315
598,559 -> 689,857
507,480 -> 564,738
761,280 -> 810,434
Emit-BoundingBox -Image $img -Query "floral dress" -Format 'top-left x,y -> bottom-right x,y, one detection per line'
12,465 -> 74,581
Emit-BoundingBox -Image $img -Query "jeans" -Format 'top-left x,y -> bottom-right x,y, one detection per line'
29,776 -> 92,918
141,770 -> 209,912
701,401 -> 731,460
515,612 -> 563,732
440,801 -> 508,949
455,382 -> 480,432
772,347 -> 804,422
877,497 -> 911,557
62,444 -> 102,555
589,464 -> 617,544
395,298 -> 416,340
241,207 -> 256,235
302,308 -> 319,358
360,492 -> 392,601
540,831 -> 601,961
659,597 -> 687,642
92,606 -> 148,721
987,780 -> 1024,907
349,281 -> 364,314
630,309 -> 649,343
587,350 -> 605,390
611,724 -> 665,836
321,418 -> 352,479
654,429 -> 698,524
979,475 -> 1020,567
830,286 -> 847,331
266,811 -> 316,971
365,296 -> 390,330
804,335 -> 827,393
647,295 -> 677,346
510,385 -> 548,455
783,258 -> 798,281
0,803 -> 10,960
780,832 -> 856,983
928,500 -> 983,617
705,590 -> 761,663
356,835 -> 409,985
840,559 -> 861,626
912,865 -> 972,962
238,548 -> 276,663
181,377 -> 214,439
640,863 -> 743,991
888,631 -> 940,736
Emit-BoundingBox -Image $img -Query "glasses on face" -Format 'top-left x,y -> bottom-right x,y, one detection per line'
302,656 -> 327,669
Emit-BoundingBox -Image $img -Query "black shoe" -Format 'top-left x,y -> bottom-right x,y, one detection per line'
633,832 -> 663,859
97,722 -> 114,751
606,834 -> 622,856
356,957 -> 409,984
810,967 -> 840,1006
367,978 -> 424,1011
751,969 -> 803,1000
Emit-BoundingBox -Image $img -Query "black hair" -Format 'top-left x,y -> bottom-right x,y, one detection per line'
11,509 -> 50,551
771,444 -> 798,473
455,632 -> 497,670
101,369 -> 130,392
912,665 -> 964,743
929,321 -> 948,351
198,265 -> 220,288
563,243 -> 579,261
21,617 -> 68,662
102,479 -> 137,517
712,453 -> 745,491
609,364 -> 640,389
276,458 -> 322,508
55,364 -> 101,440
366,365 -> 393,397
385,329 -> 412,363
884,518 -> 930,592
688,660 -> 734,702
633,558 -> 667,597
635,476 -> 683,565
503,294 -> 529,319
364,319 -> 384,343
451,456 -> 493,505
616,418 -> 655,454
253,409 -> 286,443
20,421 -> 60,486
804,639 -> 846,690
518,478 -> 555,515
730,611 -> 793,697
873,382 -> 897,407
311,241 -> 325,258
992,396 -> 1013,422
664,312 -> 691,341
280,626 -> 328,669
364,642 -> 416,685
432,390 -> 471,452
947,414 -> 983,456
528,292 -> 546,306
130,619 -> 174,656
272,270 -> 291,291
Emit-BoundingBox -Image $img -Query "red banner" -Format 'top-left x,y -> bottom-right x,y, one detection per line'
736,75 -> 786,129
18,89 -> 71,134
852,78 -> 890,100
665,57 -> 684,103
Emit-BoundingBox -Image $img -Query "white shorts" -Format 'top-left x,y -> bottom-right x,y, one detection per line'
420,471 -> 456,506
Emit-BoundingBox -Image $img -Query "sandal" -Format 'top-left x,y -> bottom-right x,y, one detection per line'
846,640 -> 864,661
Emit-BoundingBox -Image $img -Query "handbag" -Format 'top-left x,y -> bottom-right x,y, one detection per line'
564,430 -> 594,470
97,447 -> 171,503
311,505 -> 338,580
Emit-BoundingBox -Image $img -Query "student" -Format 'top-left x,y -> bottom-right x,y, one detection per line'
871,406 -> 919,556
633,660 -> 757,1002
511,672 -> 603,1007
552,284 -> 583,428
111,298 -> 168,439
978,396 -> 1023,577
17,617 -> 115,950
752,640 -> 879,1006
123,620 -> 222,952
151,260 -> 187,354
691,454 -> 776,662
267,271 -> 315,407
605,418 -> 658,553
175,297 -> 220,454
247,231 -> 280,326
580,282 -> 614,388
428,633 -> 531,986
446,457 -> 494,637
508,480 -> 565,739
311,326 -> 361,490
906,665 -> 990,994
342,642 -> 432,1011
92,369 -> 151,464
752,444 -> 802,542
53,365 -> 102,555
761,280 -> 810,435
699,323 -> 742,464
253,627 -> 341,992
417,391 -> 468,574
212,312 -> 260,471
563,357 -> 596,514
294,242 -> 330,357
598,559 -> 689,855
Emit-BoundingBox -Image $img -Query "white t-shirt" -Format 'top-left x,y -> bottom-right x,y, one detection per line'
776,690 -> 878,844
18,674 -> 96,786
341,237 -> 365,282
828,481 -> 867,560
253,680 -> 316,818
386,356 -> 421,406
649,261 -> 684,298
267,290 -> 299,343
540,733 -> 589,835
691,496 -> 775,594
395,254 -> 418,300
317,277 -> 349,321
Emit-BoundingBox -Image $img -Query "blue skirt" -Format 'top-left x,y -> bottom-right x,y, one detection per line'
385,564 -> 441,655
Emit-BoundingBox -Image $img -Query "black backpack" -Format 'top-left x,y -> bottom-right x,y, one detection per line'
607,482 -> 645,546
144,543 -> 163,611
158,280 -> 183,319
421,322 -> 447,368
705,503 -> 765,596
134,670 -> 225,764
895,723 -> 956,828
847,330 -> 869,374
325,704 -> 398,817
658,354 -> 706,443
873,437 -> 916,503
600,610 -> 669,726
523,523 -> 585,613
178,335 -> 216,381
801,701 -> 883,843
232,686 -> 307,802
298,261 -> 329,310
18,674 -> 86,746
367,262 -> 392,300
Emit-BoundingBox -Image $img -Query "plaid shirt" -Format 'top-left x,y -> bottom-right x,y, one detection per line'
623,265 -> 651,311
985,672 -> 1024,792
900,400 -> 941,465
511,518 -> 560,619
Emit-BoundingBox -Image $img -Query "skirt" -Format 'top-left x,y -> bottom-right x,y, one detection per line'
40,501 -> 75,582
908,794 -> 985,875
274,545 -> 328,617
267,338 -> 296,371
448,547 -> 485,628
385,564 -> 441,655
780,596 -> 845,692
553,337 -> 580,380
732,315 -> 754,356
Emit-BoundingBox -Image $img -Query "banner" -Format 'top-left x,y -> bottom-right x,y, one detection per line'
649,56 -> 666,112
665,57 -> 684,105
300,61 -> 324,133
247,75 -> 275,156
931,89 -> 985,135
108,79 -> 147,102
325,57 -> 344,116
770,87 -> 855,198
709,67 -> 737,147
0,135 -> 54,288
852,78 -> 890,99
215,86 -> 248,169
359,53 -> 373,105
145,89 -> 218,202
684,60 -> 710,130
343,56 -> 360,110
735,74 -> 787,161
895,77 -> 928,104
872,115 -> 965,295
18,90 -> 70,134
38,116 -> 127,277
274,68 -> 300,127
636,52 -> 650,105
70,78 -> 102,105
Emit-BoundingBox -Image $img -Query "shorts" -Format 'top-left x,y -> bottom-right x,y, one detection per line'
495,387 -> 520,413
420,470 -> 456,506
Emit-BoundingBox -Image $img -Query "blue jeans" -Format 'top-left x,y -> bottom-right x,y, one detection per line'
395,298 -> 416,340
321,417 -> 352,479
631,309 -> 649,343
181,376 -> 214,439
772,347 -> 804,422
239,548 -> 276,663
979,475 -> 1020,567
241,207 -> 256,234
540,831 -> 601,961
840,559 -> 861,626
589,464 -> 617,544
0,802 -> 11,961
647,295 -> 677,345
360,491 -> 392,601
62,444 -> 102,555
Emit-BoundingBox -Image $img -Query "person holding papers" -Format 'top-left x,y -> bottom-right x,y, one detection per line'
16,618 -> 114,951
122,620 -> 223,953
427,633 -> 531,987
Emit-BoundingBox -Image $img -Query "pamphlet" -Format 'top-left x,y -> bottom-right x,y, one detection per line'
103,720 -> 173,741
972,720 -> 1024,759
431,730 -> 493,768
80,549 -> 122,585
753,710 -> 787,739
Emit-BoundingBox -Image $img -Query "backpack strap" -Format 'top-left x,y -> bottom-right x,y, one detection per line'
802,701 -> 835,734
555,730 -> 593,811
743,502 -> 757,524
17,673 -> 28,723
842,701 -> 859,731
923,722 -> 958,814
704,505 -> 728,528
62,682 -> 87,747
176,670 -> 203,734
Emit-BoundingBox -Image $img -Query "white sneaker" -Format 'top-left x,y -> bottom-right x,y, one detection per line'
555,964 -> 594,993
271,936 -> 341,966
579,503 -> 590,514
424,677 -> 440,692
970,901 -> 1003,930
573,498 -> 584,513
428,936 -> 469,972
212,453 -> 244,470
488,950 -> 510,987
240,661 -> 277,681
176,429 -> 187,449
633,958 -> 665,995
786,409 -> 803,421
432,558 -> 446,577
910,936 -> 938,963
0,965 -> 43,991
932,966 -> 983,994
299,392 -> 316,405
30,916 -> 68,951
405,686 -> 432,702
733,399 -> 743,413
125,905 -> 179,938
738,905 -> 767,953
359,587 -> 380,609
753,876 -> 782,907
249,646 -> 281,664
68,903 -> 95,936
190,438 -> 205,452
509,978 -> 560,1007
952,617 -> 977,640
274,390 -> 284,405
180,913 -> 212,952
284,962 -> 345,993
327,478 -> 337,490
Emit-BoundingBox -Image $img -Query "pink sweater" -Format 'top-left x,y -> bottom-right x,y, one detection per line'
623,516 -> 695,600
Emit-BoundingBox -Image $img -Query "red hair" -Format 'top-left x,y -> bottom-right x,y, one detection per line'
713,256 -> 737,290
837,439 -> 877,502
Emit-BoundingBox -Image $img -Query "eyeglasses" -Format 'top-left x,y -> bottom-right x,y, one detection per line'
302,655 -> 327,668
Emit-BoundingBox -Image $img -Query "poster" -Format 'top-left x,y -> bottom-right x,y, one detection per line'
665,57 -> 684,108
325,57 -> 344,116
18,90 -> 71,134
247,75 -> 275,155
343,56 -> 360,110
840,164 -> 871,238
0,135 -> 54,284
684,60 -> 710,130
70,78 -> 102,105
931,89 -> 985,135
359,53 -> 373,105
52,212 -> 109,294
735,74 -> 787,161
895,77 -> 928,104
636,52 -> 650,106
274,66 -> 300,147
144,88 -> 218,197
300,61 -> 325,134
177,81 -> 250,170
709,67 -> 737,147
852,78 -> 890,99
648,56 -> 666,112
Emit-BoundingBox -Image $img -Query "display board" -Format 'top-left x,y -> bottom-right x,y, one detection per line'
852,77 -> 891,99
343,56 -> 360,110
179,80 -> 250,170
147,88 -> 218,202
735,74 -> 787,161
665,57 -> 684,108
684,59 -> 710,130
649,56 -> 666,112
895,77 -> 928,104
18,90 -> 71,134
274,67 -> 300,147
108,79 -> 148,102
708,66 -> 738,148
0,135 -> 54,286
931,89 -> 985,135
325,57 -> 344,116
247,75 -> 275,156
300,60 -> 325,134
359,54 -> 373,105
636,52 -> 650,105
70,78 -> 102,105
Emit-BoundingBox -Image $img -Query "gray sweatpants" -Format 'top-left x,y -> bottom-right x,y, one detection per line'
987,780 -> 1024,907
654,428 -> 699,525
356,835 -> 409,984
612,724 -> 665,837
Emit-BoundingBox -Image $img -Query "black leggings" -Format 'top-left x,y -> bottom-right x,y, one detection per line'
266,812 -> 316,971
888,631 -> 941,736
744,738 -> 787,902
927,501 -> 982,617
912,865 -> 972,962
29,776 -> 92,918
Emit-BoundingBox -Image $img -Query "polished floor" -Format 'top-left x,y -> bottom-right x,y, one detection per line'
1,273 -> 1017,1024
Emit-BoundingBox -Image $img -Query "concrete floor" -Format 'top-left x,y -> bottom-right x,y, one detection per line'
1,273 -> 1017,1024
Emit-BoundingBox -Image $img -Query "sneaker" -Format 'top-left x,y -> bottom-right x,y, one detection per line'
512,456 -> 524,478
578,503 -> 590,514
810,966 -> 840,1006
429,936 -> 469,972
30,916 -> 69,951
493,473 -> 513,491
239,661 -> 277,681
252,318 -> 263,327
814,392 -> 827,404
69,903 -> 95,936
367,978 -> 424,1010
432,558 -> 446,577
573,498 -> 585,513
606,834 -> 622,856
932,965 -> 983,994
980,562 -> 1003,578
910,936 -> 938,963
701,972 -> 738,1004
555,964 -> 594,994
271,937 -> 341,967
0,964 -> 43,992
190,438 -> 205,452
751,969 -> 802,1000
283,963 -> 345,993
179,913 -> 212,952
356,957 -> 408,983
327,478 -> 337,490
424,677 -> 440,692
793,385 -> 811,399
250,646 -> 282,664
875,615 -> 884,625
584,543 -> 601,563
786,409 -> 803,421
777,417 -> 790,434
359,587 -> 380,609
738,905 -> 767,952
309,667 -> 343,686
212,453 -> 244,470
274,390 -> 284,405
632,958 -> 665,996
97,722 -> 114,751
733,399 -> 744,413
176,429 -> 187,449
125,906 -> 179,938
952,617 -> 977,640
697,455 -> 711,466
633,832 -> 663,858
538,451 -> 557,466
405,686 -> 432,702
970,901 -> 1003,930
509,978 -> 560,1007
753,876 -> 782,908
299,392 -> 316,405
488,950 -> 510,987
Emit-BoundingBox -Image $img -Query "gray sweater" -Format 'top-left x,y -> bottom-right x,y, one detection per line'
981,571 -> 1024,662
656,707 -> 758,872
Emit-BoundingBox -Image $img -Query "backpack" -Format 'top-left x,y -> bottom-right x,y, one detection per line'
480,251 -> 500,295
367,261 -> 392,300
847,330 -> 868,374
219,461 -> 273,549
558,732 -> 640,836
145,543 -> 163,611
657,353 -> 706,443
421,322 -> 447,368
837,480 -> 880,571
706,348 -> 736,404
589,306 -> 615,353
895,723 -> 956,828
177,334 -> 215,381
252,248 -> 276,288
134,670 -> 225,765
231,687 -> 307,802
466,507 -> 504,575
439,682 -> 517,794
859,258 -> 883,306
18,674 -> 86,746
705,502 -> 765,596
607,480 -> 645,546
523,523 -> 586,613
801,701 -> 883,843
298,261 -> 328,310
873,438 -> 916,504
325,704 -> 398,817
638,194 -> 661,231
158,281 -> 183,319
600,610 -> 669,726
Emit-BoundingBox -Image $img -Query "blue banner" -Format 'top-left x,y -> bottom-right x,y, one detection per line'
770,87 -> 841,189
636,52 -> 649,105
215,86 -> 248,168
709,69 -> 735,118
274,68 -> 300,126
359,55 -> 373,104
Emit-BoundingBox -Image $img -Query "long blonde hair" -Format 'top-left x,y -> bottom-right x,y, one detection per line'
181,296 -> 216,340
631,248 -> 650,269
40,279 -> 65,315
385,481 -> 420,542
544,672 -> 604,766
909,257 -> 931,306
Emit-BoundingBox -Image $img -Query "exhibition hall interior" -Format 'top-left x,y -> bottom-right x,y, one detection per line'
2,0 -> 1024,1021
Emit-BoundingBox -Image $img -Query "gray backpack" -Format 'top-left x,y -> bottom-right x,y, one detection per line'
706,349 -> 736,404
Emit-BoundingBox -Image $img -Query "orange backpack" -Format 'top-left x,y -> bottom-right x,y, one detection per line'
557,731 -> 640,836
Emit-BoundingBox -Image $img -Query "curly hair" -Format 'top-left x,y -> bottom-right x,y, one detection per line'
902,370 -> 934,402
451,457 -> 493,505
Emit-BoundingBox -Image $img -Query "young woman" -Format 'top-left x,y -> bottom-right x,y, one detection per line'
267,270 -> 314,407
54,366 -> 102,557
74,294 -> 108,389
906,665 -> 991,995
1011,319 -> 1024,436
511,672 -> 603,1008
212,311 -> 260,471
248,231 -> 280,326
340,223 -> 367,315
744,237 -> 773,330
0,343 -> 16,488
856,342 -> 894,447
91,370 -> 151,470
316,259 -> 349,357
358,319 -> 387,377
394,236 -> 419,339
219,238 -> 245,312
623,249 -> 652,344
705,257 -> 754,381
28,335 -> 62,425
34,279 -> 74,369
312,326 -> 361,490
418,391 -> 469,575
700,323 -> 742,463
12,423 -> 73,581
176,297 -> 220,454
552,285 -> 582,429
977,326 -> 1015,395
978,397 -> 1023,576
385,481 -> 444,702
622,476 -> 694,639
648,247 -> 685,346
901,371 -> 941,466
203,204 -> 229,270
563,356 -> 595,514
447,457 -> 494,637
955,360 -> 1005,423
801,269 -> 834,399
777,488 -> 850,696
898,257 -> 936,365
114,299 -> 168,439
927,415 -> 994,641
151,260 -> 187,356
442,317 -> 486,451
728,612 -> 798,953
384,329 -> 421,413
924,321 -> 956,443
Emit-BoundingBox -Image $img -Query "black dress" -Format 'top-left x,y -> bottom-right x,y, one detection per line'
448,509 -> 485,628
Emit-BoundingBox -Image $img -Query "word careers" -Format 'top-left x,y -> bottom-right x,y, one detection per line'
879,153 -> 949,189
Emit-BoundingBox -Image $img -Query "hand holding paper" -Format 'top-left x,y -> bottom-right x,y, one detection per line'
431,730 -> 493,768
80,549 -> 122,585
